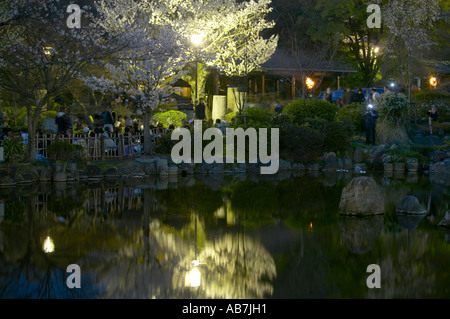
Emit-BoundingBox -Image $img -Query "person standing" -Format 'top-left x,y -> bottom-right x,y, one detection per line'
342,87 -> 354,106
427,106 -> 438,134
371,88 -> 381,105
102,106 -> 115,133
322,87 -> 333,103
55,109 -> 67,135
55,108 -> 72,136
195,98 -> 206,120
274,102 -> 283,114
352,88 -> 365,104
363,104 -> 379,145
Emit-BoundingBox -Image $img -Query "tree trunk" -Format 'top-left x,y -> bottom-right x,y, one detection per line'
25,96 -> 47,161
143,188 -> 153,263
143,111 -> 154,155
185,65 -> 211,105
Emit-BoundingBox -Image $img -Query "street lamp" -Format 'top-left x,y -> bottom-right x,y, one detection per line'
191,33 -> 205,108
43,46 -> 54,57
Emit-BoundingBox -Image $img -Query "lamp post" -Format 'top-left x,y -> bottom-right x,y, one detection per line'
191,33 -> 205,110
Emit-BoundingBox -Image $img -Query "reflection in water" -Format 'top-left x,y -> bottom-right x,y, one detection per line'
42,236 -> 55,254
0,172 -> 449,298
338,215 -> 384,254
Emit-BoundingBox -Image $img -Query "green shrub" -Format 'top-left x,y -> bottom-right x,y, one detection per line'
3,135 -> 26,164
337,102 -> 365,132
225,111 -> 237,124
384,146 -> 428,163
322,121 -> 354,155
153,110 -> 187,128
376,120 -> 411,145
271,113 -> 291,128
283,99 -> 339,125
243,107 -> 272,127
47,140 -> 84,162
376,93 -> 409,125
3,106 -> 27,130
414,91 -> 450,122
279,123 -> 324,163
154,132 -> 177,154
4,200 -> 26,223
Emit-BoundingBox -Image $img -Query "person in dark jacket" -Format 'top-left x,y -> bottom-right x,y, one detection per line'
342,87 -> 354,106
195,98 -> 206,120
352,88 -> 365,103
427,106 -> 438,134
363,104 -> 379,145
102,106 -> 115,132
55,109 -> 71,136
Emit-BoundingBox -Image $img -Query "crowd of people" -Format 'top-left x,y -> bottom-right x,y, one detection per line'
322,86 -> 398,108
53,106 -> 146,138
321,85 -> 400,145
1,85 -> 440,157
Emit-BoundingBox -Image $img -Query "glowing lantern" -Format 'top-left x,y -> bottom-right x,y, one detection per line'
305,77 -> 314,90
429,77 -> 437,87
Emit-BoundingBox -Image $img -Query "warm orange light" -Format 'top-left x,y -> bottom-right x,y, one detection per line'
430,77 -> 437,87
305,77 -> 314,89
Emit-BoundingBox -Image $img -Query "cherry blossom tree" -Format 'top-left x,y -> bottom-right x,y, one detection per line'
180,0 -> 278,106
95,0 -> 278,109
0,0 -> 122,160
383,0 -> 440,106
82,0 -> 188,155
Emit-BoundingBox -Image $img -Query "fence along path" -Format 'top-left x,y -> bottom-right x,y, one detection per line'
35,128 -> 168,161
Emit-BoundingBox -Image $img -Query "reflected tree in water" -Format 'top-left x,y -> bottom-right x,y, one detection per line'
0,195 -> 93,298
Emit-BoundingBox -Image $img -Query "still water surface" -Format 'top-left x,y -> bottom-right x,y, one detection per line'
0,172 -> 449,299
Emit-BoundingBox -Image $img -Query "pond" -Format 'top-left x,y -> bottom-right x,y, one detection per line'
0,171 -> 449,299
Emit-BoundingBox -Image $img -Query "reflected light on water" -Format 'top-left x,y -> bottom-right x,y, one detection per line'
42,236 -> 55,254
185,261 -> 201,288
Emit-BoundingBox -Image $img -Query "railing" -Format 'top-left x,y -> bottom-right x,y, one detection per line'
34,128 -> 168,161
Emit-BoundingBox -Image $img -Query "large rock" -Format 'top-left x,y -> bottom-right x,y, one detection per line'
397,214 -> 426,230
352,148 -> 364,162
278,159 -> 292,171
0,175 -> 16,186
85,165 -> 103,178
339,176 -> 385,215
342,155 -> 353,170
430,160 -> 450,174
306,163 -> 321,171
338,215 -> 384,254
438,210 -> 450,229
322,152 -> 338,171
208,164 -> 224,175
19,172 -> 39,183
135,156 -> 159,164
396,195 -> 427,215
104,166 -> 119,177
144,163 -> 157,175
